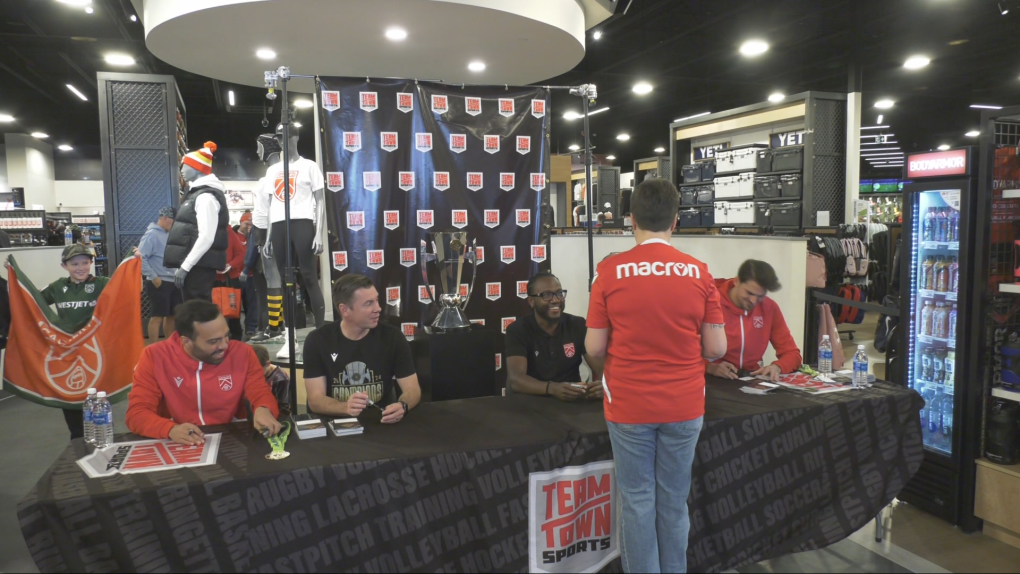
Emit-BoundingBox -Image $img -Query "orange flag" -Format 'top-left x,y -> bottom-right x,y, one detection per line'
3,255 -> 143,408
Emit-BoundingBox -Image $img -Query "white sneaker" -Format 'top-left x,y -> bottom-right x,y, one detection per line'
275,329 -> 301,360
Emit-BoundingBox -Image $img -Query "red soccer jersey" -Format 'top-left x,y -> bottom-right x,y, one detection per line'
587,240 -> 724,424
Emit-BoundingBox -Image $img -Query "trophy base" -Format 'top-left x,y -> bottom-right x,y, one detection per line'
429,307 -> 472,332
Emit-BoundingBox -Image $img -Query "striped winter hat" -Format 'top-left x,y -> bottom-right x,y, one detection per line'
181,141 -> 217,175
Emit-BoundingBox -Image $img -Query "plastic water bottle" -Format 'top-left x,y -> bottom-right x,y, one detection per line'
853,345 -> 869,388
92,391 -> 114,449
941,390 -> 954,438
818,335 -> 833,375
917,384 -> 929,430
64,227 -> 73,245
924,385 -> 939,435
83,388 -> 97,445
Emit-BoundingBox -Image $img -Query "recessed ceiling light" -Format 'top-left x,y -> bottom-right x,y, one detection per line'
739,39 -> 769,57
606,155 -> 616,160
861,125 -> 890,130
616,134 -> 630,141
294,99 -> 313,109
468,61 -> 486,72
0,114 -> 14,123
293,122 -> 302,128
874,99 -> 895,109
633,82 -> 653,95
568,144 -> 580,151
84,6 -> 93,13
970,104 -> 1002,109
66,84 -> 88,101
965,130 -> 980,137
938,144 -> 951,151
877,114 -> 884,124
256,48 -> 277,60
768,92 -> 785,103
31,132 -> 48,138
563,111 -> 581,120
593,30 -> 602,40
104,53 -> 135,66
999,2 -> 1009,15
58,144 -> 73,151
654,147 -> 666,153
903,55 -> 930,70
674,112 -> 711,122
130,14 -> 137,22
385,27 -> 407,41
56,0 -> 92,5
228,90 -> 235,106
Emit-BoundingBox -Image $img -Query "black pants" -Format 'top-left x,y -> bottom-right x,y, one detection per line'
270,220 -> 325,327
182,266 -> 217,302
63,408 -> 84,440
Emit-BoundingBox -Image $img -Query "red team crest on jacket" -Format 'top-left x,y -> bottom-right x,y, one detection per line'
218,375 -> 233,392
466,97 -> 482,116
754,316 -> 764,329
274,171 -> 298,201
397,92 -> 414,113
384,210 -> 400,230
326,172 -> 344,192
563,343 -> 576,358
359,92 -> 378,112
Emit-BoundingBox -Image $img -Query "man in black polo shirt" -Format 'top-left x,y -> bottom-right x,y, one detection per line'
505,272 -> 604,401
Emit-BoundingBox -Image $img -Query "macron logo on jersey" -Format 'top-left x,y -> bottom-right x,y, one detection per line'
616,261 -> 701,280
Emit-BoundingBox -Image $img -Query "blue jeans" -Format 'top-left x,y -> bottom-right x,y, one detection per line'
607,417 -> 704,574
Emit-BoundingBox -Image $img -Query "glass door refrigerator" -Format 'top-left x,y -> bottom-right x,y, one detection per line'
897,147 -> 982,532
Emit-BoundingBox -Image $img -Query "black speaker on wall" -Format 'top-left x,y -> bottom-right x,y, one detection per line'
986,398 -> 1020,465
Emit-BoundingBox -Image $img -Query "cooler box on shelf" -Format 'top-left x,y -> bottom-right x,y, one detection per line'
737,172 -> 755,198
754,176 -> 781,199
682,164 -> 701,184
715,176 -> 740,199
715,150 -> 735,173
756,149 -> 772,173
772,145 -> 804,171
696,184 -> 714,205
770,202 -> 802,227
755,202 -> 771,226
699,206 -> 714,226
700,159 -> 716,181
726,201 -> 756,225
679,208 -> 701,228
780,174 -> 803,198
729,145 -> 767,171
714,202 -> 728,225
681,188 -> 698,206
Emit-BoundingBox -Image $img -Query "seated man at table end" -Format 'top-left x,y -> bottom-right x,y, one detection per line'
303,274 -> 421,423
505,272 -> 604,401
706,259 -> 802,382
126,299 -> 283,445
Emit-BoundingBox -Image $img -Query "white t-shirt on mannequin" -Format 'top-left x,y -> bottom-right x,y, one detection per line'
252,175 -> 270,229
262,156 -> 324,224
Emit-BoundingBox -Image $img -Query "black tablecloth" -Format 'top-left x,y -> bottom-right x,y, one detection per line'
18,378 -> 923,573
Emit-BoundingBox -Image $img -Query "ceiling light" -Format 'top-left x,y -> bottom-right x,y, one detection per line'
66,84 -> 88,101
861,133 -> 896,138
606,155 -> 616,160
84,6 -> 93,13
104,53 -> 135,66
739,39 -> 769,57
385,27 -> 408,41
965,130 -> 980,137
256,48 -> 276,60
130,14 -> 137,22
861,125 -> 890,130
633,82 -> 653,95
293,122 -> 302,128
563,107 -> 610,121
674,112 -> 711,122
999,2 -> 1009,15
563,111 -> 581,120
863,141 -> 899,145
616,134 -> 630,141
0,114 -> 14,122
970,104 -> 1002,109
56,0 -> 92,5
938,144 -> 951,151
593,30 -> 603,40
860,147 -> 900,152
568,144 -> 580,151
903,55 -> 930,70
228,90 -> 235,106
31,132 -> 48,138
861,153 -> 904,157
877,114 -> 883,124
654,147 -> 666,153
58,145 -> 73,151
874,99 -> 895,109
468,61 -> 486,72
294,99 -> 313,109
768,92 -> 785,103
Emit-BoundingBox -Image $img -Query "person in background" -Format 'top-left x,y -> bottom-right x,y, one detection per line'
216,224 -> 246,340
585,178 -> 727,574
238,211 -> 252,237
706,259 -> 802,382
505,272 -> 603,401
251,344 -> 291,419
137,207 -> 181,341
237,212 -> 259,340
126,299 -> 282,445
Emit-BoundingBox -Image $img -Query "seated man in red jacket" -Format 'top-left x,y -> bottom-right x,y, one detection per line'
126,299 -> 282,445
706,259 -> 802,382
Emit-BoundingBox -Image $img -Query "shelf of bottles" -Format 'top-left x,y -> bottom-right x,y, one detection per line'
910,190 -> 961,456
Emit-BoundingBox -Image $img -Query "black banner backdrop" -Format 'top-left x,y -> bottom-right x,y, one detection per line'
317,78 -> 550,351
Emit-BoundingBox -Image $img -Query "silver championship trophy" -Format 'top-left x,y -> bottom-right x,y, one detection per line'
420,232 -> 478,332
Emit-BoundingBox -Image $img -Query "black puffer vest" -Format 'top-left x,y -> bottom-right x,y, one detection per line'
164,184 -> 229,270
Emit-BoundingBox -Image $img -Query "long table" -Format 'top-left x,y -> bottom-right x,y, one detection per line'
19,379 -> 923,573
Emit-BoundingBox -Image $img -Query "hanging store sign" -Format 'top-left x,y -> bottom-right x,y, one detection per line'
770,131 -> 805,148
694,142 -> 729,161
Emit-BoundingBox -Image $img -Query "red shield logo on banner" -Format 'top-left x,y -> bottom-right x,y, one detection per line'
516,209 -> 531,228
484,209 -> 500,228
470,318 -> 485,326
418,285 -> 434,304
475,246 -> 485,264
498,98 -> 515,117
563,343 -> 576,358
486,282 -> 501,301
321,90 -> 340,111
484,135 -> 500,154
381,132 -> 398,152
531,245 -> 547,263
397,92 -> 414,113
531,99 -> 546,118
452,210 -> 468,229
467,172 -> 483,191
326,172 -> 344,192
432,95 -> 449,114
401,323 -> 416,340
332,251 -> 348,271
450,134 -> 467,154
531,173 -> 546,191
460,284 -> 470,298
501,318 -> 516,334
347,211 -> 365,231
363,171 -> 381,192
400,248 -> 416,267
383,210 -> 400,230
501,246 -> 516,264
517,280 -> 529,299
516,136 -> 531,155
495,353 -> 502,371
415,133 -> 433,152
417,210 -> 434,229
434,172 -> 450,191
466,97 -> 482,116
343,131 -> 362,152
367,249 -> 384,270
360,92 -> 378,112
273,171 -> 297,201
399,171 -> 415,191
500,173 -> 515,191
386,286 -> 400,306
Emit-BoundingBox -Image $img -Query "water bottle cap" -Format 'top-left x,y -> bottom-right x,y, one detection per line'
822,335 -> 830,340
858,345 -> 866,350
87,388 -> 97,395
97,391 -> 107,398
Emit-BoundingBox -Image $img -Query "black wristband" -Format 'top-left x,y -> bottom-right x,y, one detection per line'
400,401 -> 409,415
545,382 -> 551,396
